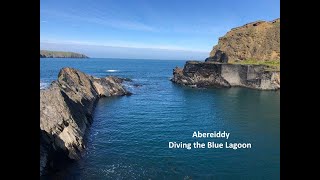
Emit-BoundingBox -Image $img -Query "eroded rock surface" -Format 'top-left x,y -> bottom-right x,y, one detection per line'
171,61 -> 280,90
40,67 -> 131,176
206,18 -> 280,63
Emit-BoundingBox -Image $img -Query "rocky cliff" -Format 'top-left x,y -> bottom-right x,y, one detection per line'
171,61 -> 280,90
40,67 -> 131,176
40,50 -> 89,58
206,18 -> 280,63
172,18 -> 280,90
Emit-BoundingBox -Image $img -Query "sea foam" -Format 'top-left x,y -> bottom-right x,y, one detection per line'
106,70 -> 119,72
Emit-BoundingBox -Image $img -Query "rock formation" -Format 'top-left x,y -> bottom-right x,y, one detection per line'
172,18 -> 280,90
40,67 -> 131,176
40,50 -> 89,58
171,61 -> 280,90
206,18 -> 280,63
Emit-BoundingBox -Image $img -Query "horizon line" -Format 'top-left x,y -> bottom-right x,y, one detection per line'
40,56 -> 205,61
40,41 -> 211,53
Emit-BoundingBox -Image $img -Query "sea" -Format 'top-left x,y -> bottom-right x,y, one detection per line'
40,58 -> 280,179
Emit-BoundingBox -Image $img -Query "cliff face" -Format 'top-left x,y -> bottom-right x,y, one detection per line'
171,61 -> 280,90
40,50 -> 89,58
206,18 -> 280,63
40,67 -> 131,176
172,18 -> 280,90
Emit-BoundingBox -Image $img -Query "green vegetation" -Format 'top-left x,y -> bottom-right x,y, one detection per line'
40,50 -> 88,58
231,59 -> 280,71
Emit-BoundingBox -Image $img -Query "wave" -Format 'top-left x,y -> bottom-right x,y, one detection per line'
106,70 -> 119,72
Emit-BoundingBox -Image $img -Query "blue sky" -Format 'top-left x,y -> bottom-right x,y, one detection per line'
40,0 -> 280,60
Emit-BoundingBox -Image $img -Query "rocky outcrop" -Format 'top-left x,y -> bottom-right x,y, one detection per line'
172,18 -> 280,90
40,50 -> 89,58
171,61 -> 280,90
206,18 -> 280,63
40,67 -> 131,176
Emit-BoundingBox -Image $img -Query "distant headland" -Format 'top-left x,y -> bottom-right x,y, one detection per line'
40,50 -> 89,58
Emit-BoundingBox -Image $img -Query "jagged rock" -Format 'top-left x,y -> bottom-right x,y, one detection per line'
117,77 -> 133,82
40,67 -> 131,176
171,61 -> 280,90
206,18 -> 280,63
174,19 -> 281,90
171,62 -> 230,88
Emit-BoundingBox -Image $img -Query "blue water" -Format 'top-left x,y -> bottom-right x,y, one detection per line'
40,58 -> 280,179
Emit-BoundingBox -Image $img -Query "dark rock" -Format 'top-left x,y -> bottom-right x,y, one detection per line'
115,77 -> 133,83
171,61 -> 280,90
40,67 -> 131,176
133,84 -> 142,87
205,50 -> 229,63
121,77 -> 133,82
171,61 -> 231,88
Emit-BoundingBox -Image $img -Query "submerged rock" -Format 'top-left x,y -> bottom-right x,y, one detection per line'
118,77 -> 133,82
133,83 -> 142,87
40,67 -> 131,176
171,61 -> 280,90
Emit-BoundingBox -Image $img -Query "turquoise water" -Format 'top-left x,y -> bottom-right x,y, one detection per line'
40,58 -> 280,179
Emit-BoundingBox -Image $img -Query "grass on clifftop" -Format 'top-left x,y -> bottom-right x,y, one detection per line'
231,59 -> 280,71
40,50 -> 88,58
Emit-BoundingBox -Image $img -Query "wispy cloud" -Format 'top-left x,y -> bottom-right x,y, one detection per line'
41,9 -> 155,31
40,39 -> 209,53
40,8 -> 230,35
41,20 -> 47,23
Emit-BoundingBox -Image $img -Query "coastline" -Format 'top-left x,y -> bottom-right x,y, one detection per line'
40,50 -> 89,58
171,61 -> 280,90
40,67 -> 131,176
40,58 -> 280,178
